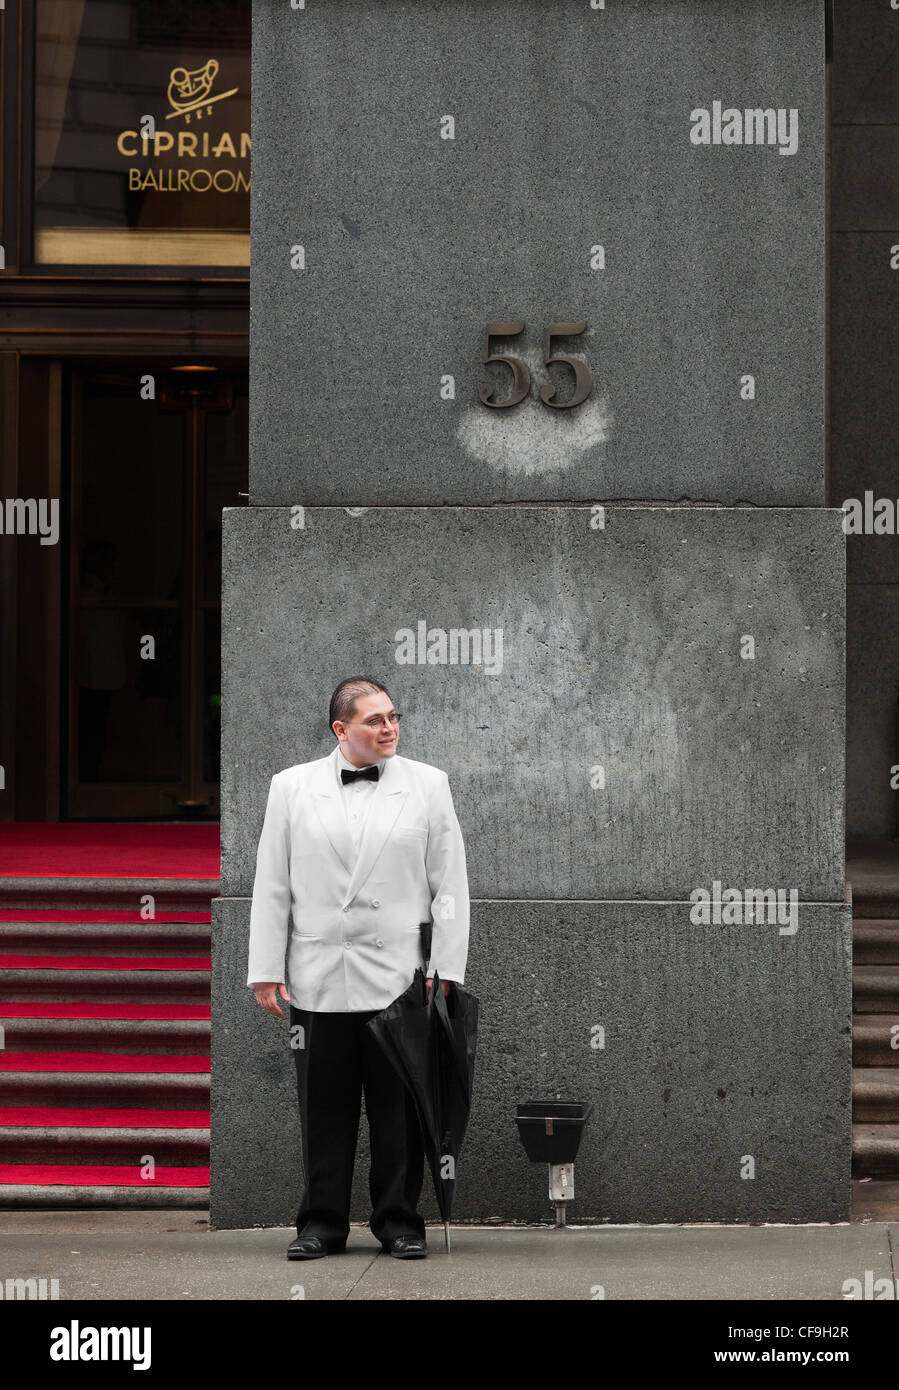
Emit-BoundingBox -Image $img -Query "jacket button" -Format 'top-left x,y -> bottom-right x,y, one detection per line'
371,899 -> 381,908
342,905 -> 349,913
344,941 -> 352,950
376,938 -> 384,948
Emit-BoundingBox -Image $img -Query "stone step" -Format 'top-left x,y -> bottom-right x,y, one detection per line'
852,920 -> 899,964
0,919 -> 210,938
851,1178 -> 899,1222
0,881 -> 217,915
847,841 -> 899,919
0,923 -> 210,956
2,968 -> 209,1001
0,1182 -> 209,1208
853,967 -> 899,1012
0,1017 -> 210,1053
852,899 -> 899,921
0,1070 -> 209,1107
853,1068 -> 899,1121
853,1123 -> 899,1177
0,1126 -> 208,1165
853,1015 -> 899,1066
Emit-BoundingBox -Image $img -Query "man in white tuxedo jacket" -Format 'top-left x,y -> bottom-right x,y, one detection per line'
247,676 -> 470,1260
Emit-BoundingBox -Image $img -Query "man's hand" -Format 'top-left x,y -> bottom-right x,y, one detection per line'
425,978 -> 451,999
253,982 -> 290,1017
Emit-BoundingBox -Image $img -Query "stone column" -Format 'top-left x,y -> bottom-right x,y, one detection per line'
212,0 -> 847,1228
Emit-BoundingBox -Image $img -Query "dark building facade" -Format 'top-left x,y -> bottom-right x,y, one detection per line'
1,0 -> 250,822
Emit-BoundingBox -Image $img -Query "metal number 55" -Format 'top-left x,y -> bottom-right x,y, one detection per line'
479,321 -> 530,409
541,321 -> 592,409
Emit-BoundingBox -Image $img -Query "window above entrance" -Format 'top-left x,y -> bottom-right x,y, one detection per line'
34,0 -> 250,269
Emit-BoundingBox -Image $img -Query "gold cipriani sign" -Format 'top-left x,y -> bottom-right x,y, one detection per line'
115,59 -> 250,195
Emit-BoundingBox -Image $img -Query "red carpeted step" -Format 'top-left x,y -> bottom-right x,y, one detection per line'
0,823 -> 219,878
0,1052 -> 210,1073
0,1163 -> 210,1186
0,954 -> 210,971
1,1002 -> 210,1018
0,909 -> 211,922
0,1107 -> 210,1127
0,924 -> 210,954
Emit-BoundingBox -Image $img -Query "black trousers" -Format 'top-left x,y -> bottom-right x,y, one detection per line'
290,1005 -> 426,1247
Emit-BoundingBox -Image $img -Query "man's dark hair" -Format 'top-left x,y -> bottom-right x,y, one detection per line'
329,677 -> 391,731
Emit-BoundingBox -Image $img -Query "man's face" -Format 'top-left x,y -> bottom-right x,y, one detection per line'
333,690 -> 399,767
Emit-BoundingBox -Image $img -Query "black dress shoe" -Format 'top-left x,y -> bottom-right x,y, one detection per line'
286,1234 -> 345,1259
383,1235 -> 427,1259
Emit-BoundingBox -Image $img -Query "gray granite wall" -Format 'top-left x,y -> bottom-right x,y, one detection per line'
219,506 -> 845,905
249,0 -> 825,507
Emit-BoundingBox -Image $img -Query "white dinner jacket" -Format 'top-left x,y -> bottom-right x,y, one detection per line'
247,747 -> 470,1011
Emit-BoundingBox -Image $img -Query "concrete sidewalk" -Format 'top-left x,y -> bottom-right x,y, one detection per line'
1,1210 -> 896,1300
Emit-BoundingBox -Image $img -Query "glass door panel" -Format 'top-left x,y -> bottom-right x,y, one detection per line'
67,364 -> 247,818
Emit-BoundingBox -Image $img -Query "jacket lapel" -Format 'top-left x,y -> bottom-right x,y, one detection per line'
310,748 -> 355,877
343,756 -> 410,903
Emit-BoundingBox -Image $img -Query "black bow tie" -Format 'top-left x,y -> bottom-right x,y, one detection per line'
341,764 -> 380,785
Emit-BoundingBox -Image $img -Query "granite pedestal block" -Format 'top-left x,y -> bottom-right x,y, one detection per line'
220,505 -> 845,903
211,896 -> 851,1229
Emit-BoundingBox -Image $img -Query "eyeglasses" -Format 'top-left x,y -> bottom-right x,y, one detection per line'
358,712 -> 402,730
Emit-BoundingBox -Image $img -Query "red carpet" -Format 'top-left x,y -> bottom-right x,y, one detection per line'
0,823 -> 220,878
0,1053 -> 210,1073
0,1164 -> 209,1186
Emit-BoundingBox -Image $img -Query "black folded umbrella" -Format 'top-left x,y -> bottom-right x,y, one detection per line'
365,925 -> 478,1252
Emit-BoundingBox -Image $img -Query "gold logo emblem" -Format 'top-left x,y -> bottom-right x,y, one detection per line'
166,59 -> 238,123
